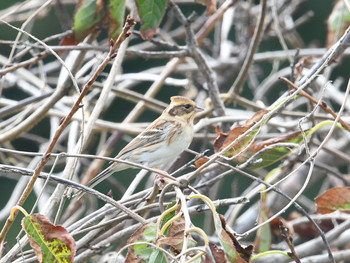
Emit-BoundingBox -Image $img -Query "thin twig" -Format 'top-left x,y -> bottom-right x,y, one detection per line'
127,49 -> 190,59
271,0 -> 293,64
0,19 -> 82,142
227,0 -> 267,96
0,50 -> 48,75
0,15 -> 136,244
180,151 -> 335,263
170,0 -> 226,117
0,91 -> 53,118
280,77 -> 350,131
0,164 -> 145,223
195,0 -> 238,45
279,221 -> 301,263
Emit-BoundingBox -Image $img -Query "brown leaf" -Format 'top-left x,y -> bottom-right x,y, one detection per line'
289,212 -> 338,240
269,217 -> 293,241
59,35 -> 77,46
194,156 -> 208,168
22,214 -> 76,263
141,29 -> 157,41
245,110 -> 268,126
157,215 -> 196,252
197,121 -> 306,169
26,234 -> 43,262
204,243 -> 228,263
195,110 -> 268,168
213,126 -> 250,153
125,252 -> 143,263
156,235 -> 183,252
196,0 -> 217,16
219,214 -> 253,263
213,110 -> 268,153
293,220 -> 335,240
315,187 -> 350,214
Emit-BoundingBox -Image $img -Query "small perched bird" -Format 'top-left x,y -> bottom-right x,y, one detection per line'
85,96 -> 202,190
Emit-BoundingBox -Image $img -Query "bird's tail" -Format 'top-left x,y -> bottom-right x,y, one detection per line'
76,162 -> 129,199
75,167 -> 115,200
86,167 -> 114,189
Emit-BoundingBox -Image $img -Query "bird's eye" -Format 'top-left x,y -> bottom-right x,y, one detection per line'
183,104 -> 192,109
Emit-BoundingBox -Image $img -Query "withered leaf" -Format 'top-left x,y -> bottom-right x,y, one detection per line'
315,187 -> 350,214
195,110 -> 268,168
157,214 -> 196,252
219,214 -> 253,262
204,243 -> 228,263
196,0 -> 217,16
213,213 -> 253,262
195,111 -> 310,170
22,214 -> 76,263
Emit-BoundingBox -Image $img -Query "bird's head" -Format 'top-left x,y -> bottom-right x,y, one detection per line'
165,96 -> 203,123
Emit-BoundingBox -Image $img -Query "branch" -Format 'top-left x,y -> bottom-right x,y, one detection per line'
0,164 -> 146,223
170,0 -> 226,117
0,15 -> 136,245
227,0 -> 267,96
280,77 -> 350,132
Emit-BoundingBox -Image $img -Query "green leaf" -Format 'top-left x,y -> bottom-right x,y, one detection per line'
327,0 -> 350,47
161,201 -> 177,231
149,250 -> 169,263
126,223 -> 168,262
132,243 -> 155,261
247,120 -> 343,169
134,0 -> 169,39
73,0 -> 108,42
22,214 -> 76,263
213,213 -> 252,262
213,110 -> 269,159
225,120 -> 342,170
61,0 -> 126,45
254,205 -> 271,252
245,130 -> 305,170
245,121 -> 341,169
109,0 -> 126,38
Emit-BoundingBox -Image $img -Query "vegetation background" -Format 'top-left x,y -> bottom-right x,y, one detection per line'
0,0 -> 349,262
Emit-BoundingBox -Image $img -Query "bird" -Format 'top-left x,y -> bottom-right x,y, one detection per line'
84,96 -> 203,190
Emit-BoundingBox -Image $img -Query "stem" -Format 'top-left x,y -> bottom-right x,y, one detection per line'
0,16 -> 136,245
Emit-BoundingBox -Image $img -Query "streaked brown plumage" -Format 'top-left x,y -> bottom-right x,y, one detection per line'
85,96 -> 202,189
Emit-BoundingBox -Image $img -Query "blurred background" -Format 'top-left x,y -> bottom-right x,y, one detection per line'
0,0 -> 349,262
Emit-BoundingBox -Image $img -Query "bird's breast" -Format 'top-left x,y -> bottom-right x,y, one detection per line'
136,125 -> 194,168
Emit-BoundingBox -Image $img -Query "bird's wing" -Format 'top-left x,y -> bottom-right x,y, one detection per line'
117,118 -> 175,159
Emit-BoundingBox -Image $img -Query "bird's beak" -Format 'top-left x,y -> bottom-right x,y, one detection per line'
195,106 -> 204,112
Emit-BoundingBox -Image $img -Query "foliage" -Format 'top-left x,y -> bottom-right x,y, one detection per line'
22,213 -> 76,263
